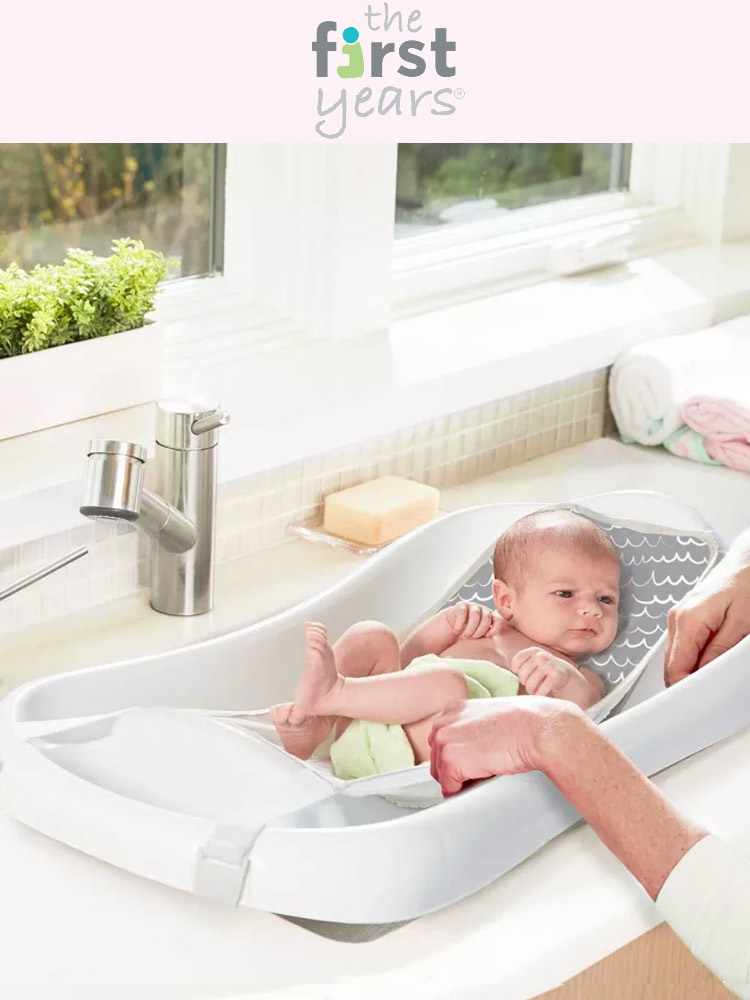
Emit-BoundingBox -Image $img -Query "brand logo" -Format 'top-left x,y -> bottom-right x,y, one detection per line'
312,6 -> 461,139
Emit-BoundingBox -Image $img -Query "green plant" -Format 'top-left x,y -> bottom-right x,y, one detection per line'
0,238 -> 177,358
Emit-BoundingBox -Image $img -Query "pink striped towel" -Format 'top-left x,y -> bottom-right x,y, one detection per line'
682,379 -> 750,474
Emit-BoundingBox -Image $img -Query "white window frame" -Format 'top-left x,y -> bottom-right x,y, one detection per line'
154,143 -> 750,367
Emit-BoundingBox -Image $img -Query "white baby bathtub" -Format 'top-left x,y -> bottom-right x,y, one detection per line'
1,489 -> 749,924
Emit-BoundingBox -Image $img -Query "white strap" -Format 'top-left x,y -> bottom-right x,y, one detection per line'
14,711 -> 129,741
13,706 -> 271,743
194,803 -> 271,906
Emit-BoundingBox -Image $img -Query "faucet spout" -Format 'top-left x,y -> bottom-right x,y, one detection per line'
135,490 -> 196,554
80,440 -> 196,554
79,397 -> 229,616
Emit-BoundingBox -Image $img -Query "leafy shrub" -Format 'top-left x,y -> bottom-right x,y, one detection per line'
0,238 -> 176,358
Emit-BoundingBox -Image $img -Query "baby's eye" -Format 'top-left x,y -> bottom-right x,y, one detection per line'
555,590 -> 573,598
598,595 -> 615,605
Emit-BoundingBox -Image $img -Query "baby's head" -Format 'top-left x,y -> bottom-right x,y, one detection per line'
492,510 -> 621,658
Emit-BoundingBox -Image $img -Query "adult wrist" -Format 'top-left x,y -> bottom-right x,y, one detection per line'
530,702 -> 593,777
728,560 -> 750,590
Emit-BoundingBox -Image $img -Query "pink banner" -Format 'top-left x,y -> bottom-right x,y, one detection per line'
3,0 -> 750,139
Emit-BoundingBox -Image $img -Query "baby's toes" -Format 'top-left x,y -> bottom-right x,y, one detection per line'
305,621 -> 328,641
270,702 -> 294,726
288,703 -> 308,725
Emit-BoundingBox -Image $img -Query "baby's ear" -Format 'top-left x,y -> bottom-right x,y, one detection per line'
492,578 -> 513,619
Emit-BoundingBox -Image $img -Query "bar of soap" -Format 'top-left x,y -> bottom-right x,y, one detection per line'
323,476 -> 439,546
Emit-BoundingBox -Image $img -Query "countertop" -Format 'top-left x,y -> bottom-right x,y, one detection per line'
2,438 -> 750,999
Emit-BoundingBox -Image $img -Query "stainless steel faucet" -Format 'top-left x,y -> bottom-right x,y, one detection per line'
80,397 -> 230,616
0,546 -> 89,603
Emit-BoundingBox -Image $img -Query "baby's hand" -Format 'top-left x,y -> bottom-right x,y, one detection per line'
509,647 -> 577,697
446,602 -> 502,640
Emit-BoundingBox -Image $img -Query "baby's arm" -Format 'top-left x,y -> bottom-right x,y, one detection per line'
552,663 -> 606,709
510,647 -> 606,710
399,603 -> 499,667
577,666 -> 607,704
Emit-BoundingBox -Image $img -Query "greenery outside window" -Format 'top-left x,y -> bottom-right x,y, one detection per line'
0,143 -> 740,356
0,143 -> 225,279
395,144 -> 632,238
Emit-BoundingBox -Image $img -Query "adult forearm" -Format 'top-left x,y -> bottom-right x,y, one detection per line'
536,710 -> 709,900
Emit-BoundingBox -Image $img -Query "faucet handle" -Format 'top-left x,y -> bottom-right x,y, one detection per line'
191,409 -> 230,437
156,397 -> 229,450
0,546 -> 88,604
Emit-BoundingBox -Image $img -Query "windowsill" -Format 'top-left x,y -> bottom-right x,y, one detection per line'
2,237 -> 750,551
390,195 -> 694,318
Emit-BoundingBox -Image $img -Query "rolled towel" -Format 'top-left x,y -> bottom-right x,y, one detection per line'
684,395 -> 750,442
661,425 -> 750,473
703,437 -> 750,475
678,349 -> 750,473
609,316 -> 750,446
681,377 -> 750,475
662,426 -> 723,466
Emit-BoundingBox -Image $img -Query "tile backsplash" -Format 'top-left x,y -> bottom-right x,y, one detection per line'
0,368 -> 608,637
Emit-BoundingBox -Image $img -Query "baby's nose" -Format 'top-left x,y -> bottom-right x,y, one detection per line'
578,598 -> 602,617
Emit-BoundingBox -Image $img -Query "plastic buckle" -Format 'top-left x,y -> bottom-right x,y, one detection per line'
194,823 -> 263,906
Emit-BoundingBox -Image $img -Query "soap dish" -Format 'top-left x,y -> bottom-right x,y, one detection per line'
289,519 -> 391,556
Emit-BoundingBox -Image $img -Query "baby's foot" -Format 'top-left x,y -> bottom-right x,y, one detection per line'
293,622 -> 342,719
269,702 -> 334,760
268,623 -> 342,759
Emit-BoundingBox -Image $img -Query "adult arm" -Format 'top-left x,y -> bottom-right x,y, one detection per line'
552,718 -> 750,996
429,699 -> 750,997
665,525 -> 750,686
429,700 -> 708,900
535,706 -> 708,900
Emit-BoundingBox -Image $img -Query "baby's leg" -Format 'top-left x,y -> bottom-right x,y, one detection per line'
403,714 -> 443,765
330,620 -> 402,738
272,623 -> 468,761
333,620 -> 402,678
271,620 -> 401,758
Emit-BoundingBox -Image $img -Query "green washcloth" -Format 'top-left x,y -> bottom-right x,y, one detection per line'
330,719 -> 416,781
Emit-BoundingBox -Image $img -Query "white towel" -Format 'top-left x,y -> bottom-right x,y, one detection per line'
608,315 -> 750,446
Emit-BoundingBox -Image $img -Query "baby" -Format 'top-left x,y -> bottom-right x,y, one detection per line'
271,510 -> 621,777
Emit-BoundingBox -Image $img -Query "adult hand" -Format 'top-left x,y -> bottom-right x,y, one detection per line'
428,696 -> 579,796
664,563 -> 750,686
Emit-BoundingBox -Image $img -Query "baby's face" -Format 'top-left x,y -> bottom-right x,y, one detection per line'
497,547 -> 620,657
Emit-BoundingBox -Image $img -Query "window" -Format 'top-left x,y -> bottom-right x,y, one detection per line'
4,143 -> 729,356
141,143 -> 745,350
0,143 -> 225,279
395,143 -> 631,238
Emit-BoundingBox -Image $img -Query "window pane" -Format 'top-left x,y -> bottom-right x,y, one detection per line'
395,144 -> 631,238
0,143 -> 224,277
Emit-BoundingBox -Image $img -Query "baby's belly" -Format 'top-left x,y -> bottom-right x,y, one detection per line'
440,637 -> 499,662
437,641 -> 527,696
